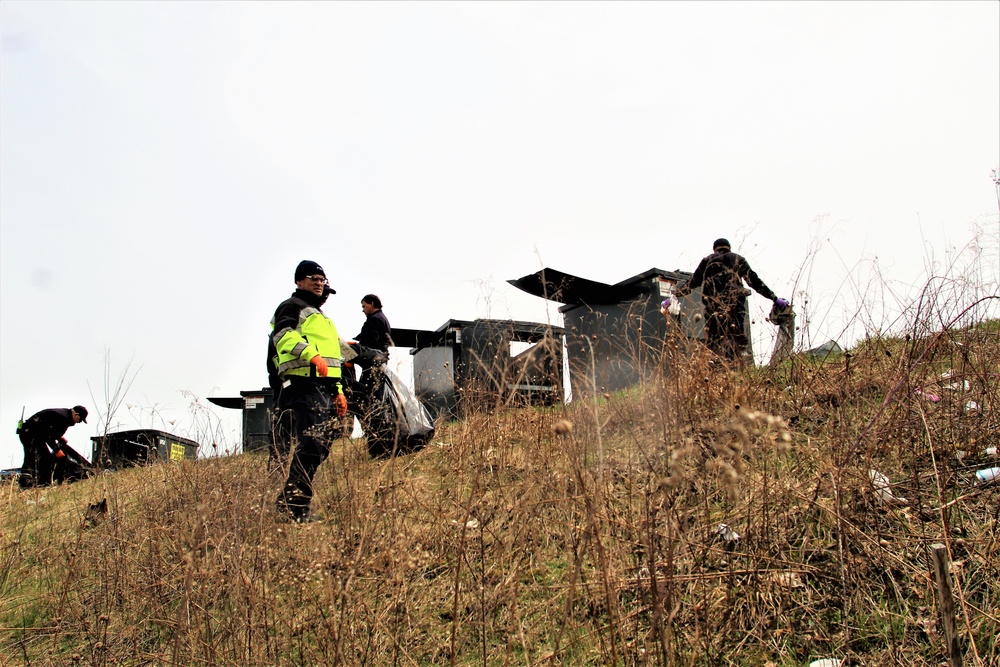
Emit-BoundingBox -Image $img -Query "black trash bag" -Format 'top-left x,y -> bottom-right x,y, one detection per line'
55,442 -> 94,483
18,441 -> 93,489
349,342 -> 389,368
362,368 -> 435,459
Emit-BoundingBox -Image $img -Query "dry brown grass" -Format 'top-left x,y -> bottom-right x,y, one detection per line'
2,318 -> 998,667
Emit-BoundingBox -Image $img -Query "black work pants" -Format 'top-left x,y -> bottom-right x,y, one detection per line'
275,379 -> 333,519
353,367 -> 396,458
704,294 -> 749,361
341,366 -> 385,423
18,432 -> 55,488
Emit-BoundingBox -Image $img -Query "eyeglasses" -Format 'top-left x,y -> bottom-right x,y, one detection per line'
304,275 -> 327,284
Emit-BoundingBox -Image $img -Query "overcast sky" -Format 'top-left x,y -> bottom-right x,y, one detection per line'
2,1 -> 998,467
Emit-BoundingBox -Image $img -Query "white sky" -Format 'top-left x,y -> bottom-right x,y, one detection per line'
2,1 -> 998,467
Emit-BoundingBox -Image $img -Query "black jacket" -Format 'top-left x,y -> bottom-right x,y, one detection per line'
19,408 -> 75,446
356,309 -> 391,354
267,289 -> 328,389
682,249 -> 776,305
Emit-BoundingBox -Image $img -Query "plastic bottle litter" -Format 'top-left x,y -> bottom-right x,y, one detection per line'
660,298 -> 681,316
957,446 -> 998,461
809,660 -> 842,667
965,400 -> 982,413
975,466 -> 1000,485
869,469 -> 907,504
713,523 -> 740,543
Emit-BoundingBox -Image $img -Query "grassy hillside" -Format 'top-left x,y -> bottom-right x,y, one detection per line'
2,321 -> 998,666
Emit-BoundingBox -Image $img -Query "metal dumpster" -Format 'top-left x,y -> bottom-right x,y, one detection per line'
509,266 -> 716,395
207,388 -> 274,454
90,429 -> 199,469
393,319 -> 565,418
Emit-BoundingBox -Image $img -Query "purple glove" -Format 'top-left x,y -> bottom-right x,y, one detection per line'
774,298 -> 789,308
661,298 -> 671,309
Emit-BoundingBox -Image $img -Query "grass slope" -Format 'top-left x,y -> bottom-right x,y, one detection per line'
2,322 -> 998,667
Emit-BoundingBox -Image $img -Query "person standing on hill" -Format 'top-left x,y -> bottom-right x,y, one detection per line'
270,260 -> 348,522
341,293 -> 391,387
678,238 -> 788,361
348,294 -> 392,454
17,405 -> 88,488
267,283 -> 335,471
357,294 -> 391,359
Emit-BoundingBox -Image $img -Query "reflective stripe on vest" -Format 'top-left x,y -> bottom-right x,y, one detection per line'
277,356 -> 343,376
271,299 -> 342,380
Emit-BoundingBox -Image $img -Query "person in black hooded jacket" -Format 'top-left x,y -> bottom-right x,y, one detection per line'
679,238 -> 788,361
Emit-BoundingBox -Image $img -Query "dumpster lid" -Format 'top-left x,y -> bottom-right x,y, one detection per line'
508,267 -> 645,305
394,319 -> 564,351
509,267 -> 693,306
390,327 -> 447,349
207,397 -> 243,410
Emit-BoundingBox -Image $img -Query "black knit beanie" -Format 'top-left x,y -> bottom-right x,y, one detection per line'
294,260 -> 325,282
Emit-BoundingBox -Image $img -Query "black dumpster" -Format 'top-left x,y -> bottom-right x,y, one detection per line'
392,319 -> 565,418
509,267 -> 723,395
90,429 -> 199,469
207,388 -> 275,454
